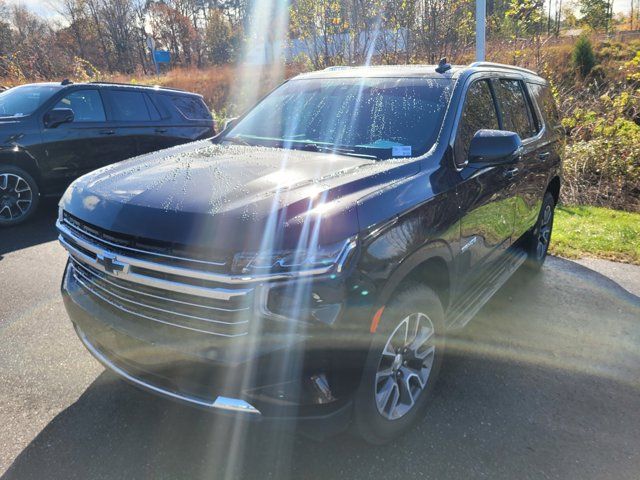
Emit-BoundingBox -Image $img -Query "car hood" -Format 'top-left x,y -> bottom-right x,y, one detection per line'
60,141 -> 419,253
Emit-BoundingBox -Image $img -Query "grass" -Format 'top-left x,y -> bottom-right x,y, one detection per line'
550,205 -> 640,265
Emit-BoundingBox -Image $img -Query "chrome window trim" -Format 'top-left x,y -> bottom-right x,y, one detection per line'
450,71 -> 544,171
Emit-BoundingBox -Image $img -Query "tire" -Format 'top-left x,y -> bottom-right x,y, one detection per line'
0,165 -> 40,227
354,285 -> 445,444
524,191 -> 555,272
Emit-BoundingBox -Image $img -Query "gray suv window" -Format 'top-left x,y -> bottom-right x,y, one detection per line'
110,90 -> 153,122
528,82 -> 560,132
455,79 -> 499,164
170,96 -> 211,120
493,79 -> 538,139
55,90 -> 105,122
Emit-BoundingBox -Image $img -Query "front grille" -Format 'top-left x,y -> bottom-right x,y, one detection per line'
69,258 -> 250,337
62,211 -> 229,273
58,214 -> 256,338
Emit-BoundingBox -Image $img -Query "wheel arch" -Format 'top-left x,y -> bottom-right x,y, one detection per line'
546,175 -> 561,205
0,150 -> 41,185
374,240 -> 453,318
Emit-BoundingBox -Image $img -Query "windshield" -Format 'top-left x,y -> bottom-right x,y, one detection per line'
225,77 -> 453,160
0,84 -> 62,118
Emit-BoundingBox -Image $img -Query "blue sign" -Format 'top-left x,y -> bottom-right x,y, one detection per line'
153,50 -> 171,64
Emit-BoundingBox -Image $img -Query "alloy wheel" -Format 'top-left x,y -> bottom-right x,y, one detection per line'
0,173 -> 33,222
375,312 -> 436,420
537,204 -> 553,260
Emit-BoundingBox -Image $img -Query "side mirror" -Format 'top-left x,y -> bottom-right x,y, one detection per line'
223,117 -> 238,131
468,129 -> 522,167
44,108 -> 74,128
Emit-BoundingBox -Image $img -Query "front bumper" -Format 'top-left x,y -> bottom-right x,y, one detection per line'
61,261 -> 364,437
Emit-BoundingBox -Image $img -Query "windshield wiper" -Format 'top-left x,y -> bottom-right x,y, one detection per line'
223,135 -> 252,147
284,141 -> 380,160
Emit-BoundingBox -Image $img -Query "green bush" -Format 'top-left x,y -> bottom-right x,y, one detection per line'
562,107 -> 640,211
572,35 -> 596,78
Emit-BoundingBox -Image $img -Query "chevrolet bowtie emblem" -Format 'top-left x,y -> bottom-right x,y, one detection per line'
96,252 -> 127,276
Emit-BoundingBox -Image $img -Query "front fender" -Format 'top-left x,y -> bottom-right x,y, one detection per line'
372,239 -> 453,311
0,147 -> 41,181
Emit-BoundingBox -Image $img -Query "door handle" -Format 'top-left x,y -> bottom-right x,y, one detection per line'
155,128 -> 168,134
99,129 -> 115,136
537,152 -> 551,160
503,167 -> 519,179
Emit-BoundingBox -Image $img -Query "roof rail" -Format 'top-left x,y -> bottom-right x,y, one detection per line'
469,62 -> 538,76
87,81 -> 188,93
323,66 -> 352,72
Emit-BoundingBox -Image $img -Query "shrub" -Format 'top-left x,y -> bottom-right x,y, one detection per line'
572,35 -> 596,78
562,107 -> 640,211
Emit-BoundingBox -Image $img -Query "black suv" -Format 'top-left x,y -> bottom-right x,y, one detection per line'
0,81 -> 215,226
57,62 -> 562,444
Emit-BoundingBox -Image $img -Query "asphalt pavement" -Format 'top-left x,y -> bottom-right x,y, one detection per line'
1,199 -> 639,480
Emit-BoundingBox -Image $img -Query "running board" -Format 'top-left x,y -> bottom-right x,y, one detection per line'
446,249 -> 528,330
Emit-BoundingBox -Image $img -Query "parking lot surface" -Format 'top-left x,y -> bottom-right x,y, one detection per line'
1,200 -> 639,479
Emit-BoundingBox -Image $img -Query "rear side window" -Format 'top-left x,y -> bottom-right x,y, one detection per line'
144,95 -> 162,121
54,90 -> 105,122
110,90 -> 153,122
528,82 -> 560,131
455,79 -> 500,164
171,96 -> 212,120
493,79 -> 538,139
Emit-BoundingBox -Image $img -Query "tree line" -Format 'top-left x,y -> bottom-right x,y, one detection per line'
0,0 -> 627,81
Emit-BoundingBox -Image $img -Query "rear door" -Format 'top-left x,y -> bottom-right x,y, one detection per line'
455,78 -> 517,278
492,78 -> 546,239
103,89 -> 162,158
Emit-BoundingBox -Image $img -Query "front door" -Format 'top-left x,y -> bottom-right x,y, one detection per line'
39,89 -> 114,192
454,78 -> 517,280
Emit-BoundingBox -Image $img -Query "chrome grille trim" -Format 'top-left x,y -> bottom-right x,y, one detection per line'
71,261 -> 248,326
62,214 -> 227,267
58,219 -> 337,284
58,229 -> 250,301
70,258 -> 248,314
71,266 -> 248,337
58,220 -> 255,288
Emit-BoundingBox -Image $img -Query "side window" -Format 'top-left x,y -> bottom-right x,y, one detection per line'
54,90 -> 105,122
454,79 -> 499,165
170,96 -> 212,120
144,94 -> 162,121
110,90 -> 152,122
528,82 -> 560,131
493,79 -> 538,139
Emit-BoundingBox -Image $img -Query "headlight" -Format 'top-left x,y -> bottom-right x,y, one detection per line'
232,236 -> 357,276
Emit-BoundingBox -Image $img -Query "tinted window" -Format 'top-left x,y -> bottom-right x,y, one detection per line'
0,85 -> 62,118
171,96 -> 211,120
493,79 -> 537,139
455,79 -> 499,164
110,90 -> 152,122
144,95 -> 162,121
54,90 -> 106,122
528,82 -> 560,131
227,77 -> 453,160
